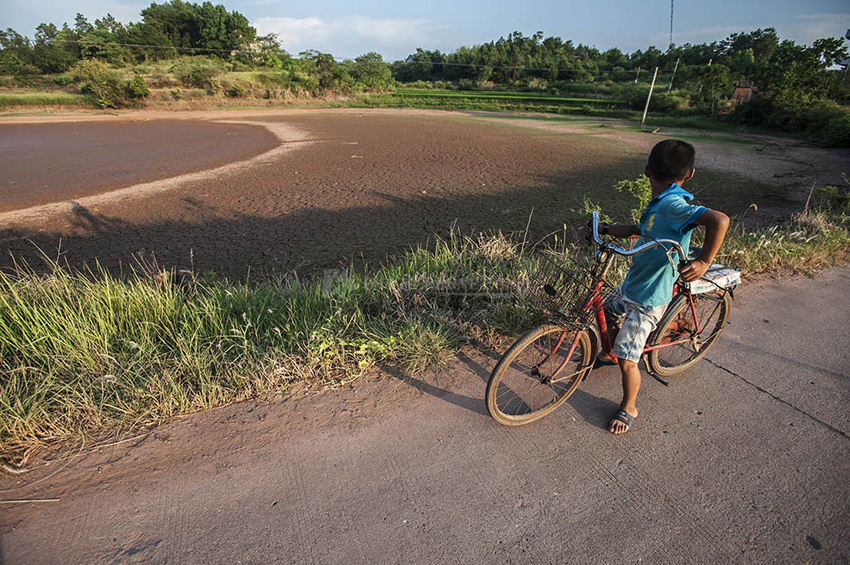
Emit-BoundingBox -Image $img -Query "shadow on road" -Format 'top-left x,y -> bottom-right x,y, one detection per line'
381,362 -> 488,417
566,388 -> 620,431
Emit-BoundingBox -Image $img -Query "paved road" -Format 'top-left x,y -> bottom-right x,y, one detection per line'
2,266 -> 848,564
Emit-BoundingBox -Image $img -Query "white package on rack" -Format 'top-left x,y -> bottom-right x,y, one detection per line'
686,264 -> 741,295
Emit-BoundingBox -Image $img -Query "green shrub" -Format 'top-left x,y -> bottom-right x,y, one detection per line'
227,81 -> 250,98
208,77 -> 224,96
821,115 -> 850,148
171,56 -> 226,89
732,96 -> 850,147
816,175 -> 850,208
795,100 -> 846,134
126,73 -> 150,100
73,59 -> 125,108
621,85 -> 686,113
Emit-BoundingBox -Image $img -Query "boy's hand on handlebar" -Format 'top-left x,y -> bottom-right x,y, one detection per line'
679,259 -> 710,282
582,220 -> 608,240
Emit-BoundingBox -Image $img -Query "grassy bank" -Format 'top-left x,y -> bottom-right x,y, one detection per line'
0,233 -> 543,465
1,189 -> 848,466
0,91 -> 90,108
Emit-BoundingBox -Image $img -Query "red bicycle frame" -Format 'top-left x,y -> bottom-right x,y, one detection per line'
552,282 -> 701,380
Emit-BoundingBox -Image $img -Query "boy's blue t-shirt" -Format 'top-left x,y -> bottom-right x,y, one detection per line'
621,183 -> 707,307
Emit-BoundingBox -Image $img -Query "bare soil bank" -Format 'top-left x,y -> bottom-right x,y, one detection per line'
3,109 -> 844,279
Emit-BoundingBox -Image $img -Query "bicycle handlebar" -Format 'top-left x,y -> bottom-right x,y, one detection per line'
590,211 -> 687,267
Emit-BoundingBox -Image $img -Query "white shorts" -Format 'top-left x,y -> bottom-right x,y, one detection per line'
604,290 -> 667,363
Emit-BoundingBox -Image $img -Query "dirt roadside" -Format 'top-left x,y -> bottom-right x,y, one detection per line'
1,265 -> 848,563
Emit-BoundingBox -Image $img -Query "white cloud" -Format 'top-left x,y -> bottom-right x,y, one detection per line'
253,15 -> 435,60
787,13 -> 850,44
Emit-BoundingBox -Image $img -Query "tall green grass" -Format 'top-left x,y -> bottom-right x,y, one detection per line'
720,207 -> 850,274
0,92 -> 90,107
0,234 -> 548,464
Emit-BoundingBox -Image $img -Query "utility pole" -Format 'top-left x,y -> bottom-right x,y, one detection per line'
669,0 -> 675,50
635,65 -> 641,84
698,58 -> 712,94
641,67 -> 659,128
668,58 -> 680,91
843,29 -> 850,82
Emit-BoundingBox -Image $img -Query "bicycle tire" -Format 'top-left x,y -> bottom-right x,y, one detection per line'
646,290 -> 732,378
486,324 -> 593,426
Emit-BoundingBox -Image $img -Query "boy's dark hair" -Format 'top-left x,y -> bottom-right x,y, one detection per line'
647,139 -> 696,183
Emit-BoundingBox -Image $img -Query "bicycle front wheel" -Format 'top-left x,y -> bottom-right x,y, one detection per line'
646,290 -> 732,378
486,324 -> 593,426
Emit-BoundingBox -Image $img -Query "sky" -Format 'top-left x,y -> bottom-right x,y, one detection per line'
1,0 -> 849,62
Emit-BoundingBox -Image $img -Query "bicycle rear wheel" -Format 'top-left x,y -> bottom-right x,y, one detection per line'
646,290 -> 732,378
486,324 -> 593,426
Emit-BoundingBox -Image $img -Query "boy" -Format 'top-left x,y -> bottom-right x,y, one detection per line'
585,139 -> 730,435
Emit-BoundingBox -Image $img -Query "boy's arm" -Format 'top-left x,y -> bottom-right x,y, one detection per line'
607,223 -> 641,239
679,209 -> 730,282
582,221 -> 640,239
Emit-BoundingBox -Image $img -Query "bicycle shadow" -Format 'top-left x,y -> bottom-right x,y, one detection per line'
379,349 -> 496,417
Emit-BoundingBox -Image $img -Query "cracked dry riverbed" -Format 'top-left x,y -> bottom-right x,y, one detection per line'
2,109 -> 846,279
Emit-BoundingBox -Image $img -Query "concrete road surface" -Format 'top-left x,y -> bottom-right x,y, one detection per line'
2,266 -> 848,564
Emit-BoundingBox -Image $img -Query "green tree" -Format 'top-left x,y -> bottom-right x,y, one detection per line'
74,14 -> 93,36
195,1 -> 255,55
299,50 -> 349,91
757,39 -> 845,106
721,28 -> 778,63
349,52 -> 392,89
79,29 -> 126,65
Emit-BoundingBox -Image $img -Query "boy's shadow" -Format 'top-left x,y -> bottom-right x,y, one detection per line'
566,388 -> 621,431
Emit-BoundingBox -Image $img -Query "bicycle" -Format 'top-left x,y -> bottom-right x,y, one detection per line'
485,211 -> 741,426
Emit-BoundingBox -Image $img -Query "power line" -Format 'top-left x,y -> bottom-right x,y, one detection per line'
46,38 -> 243,54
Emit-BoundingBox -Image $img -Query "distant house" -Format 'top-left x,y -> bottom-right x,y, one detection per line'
732,81 -> 754,104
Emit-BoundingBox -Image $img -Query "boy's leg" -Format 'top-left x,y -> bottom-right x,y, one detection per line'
610,358 -> 641,435
600,290 -> 626,362
608,298 -> 666,435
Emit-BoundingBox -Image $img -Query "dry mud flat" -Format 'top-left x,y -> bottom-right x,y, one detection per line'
2,108 -> 846,278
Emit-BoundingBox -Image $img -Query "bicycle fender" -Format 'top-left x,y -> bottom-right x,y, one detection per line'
584,323 -> 602,361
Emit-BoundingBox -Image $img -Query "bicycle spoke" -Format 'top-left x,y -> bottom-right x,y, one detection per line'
648,291 -> 731,377
550,368 -> 586,384
489,326 -> 590,421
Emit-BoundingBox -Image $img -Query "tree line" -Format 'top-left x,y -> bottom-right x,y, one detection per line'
392,29 -> 847,104
1,2 -> 848,144
0,1 -> 280,72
